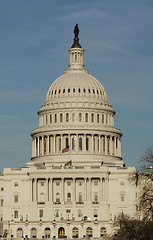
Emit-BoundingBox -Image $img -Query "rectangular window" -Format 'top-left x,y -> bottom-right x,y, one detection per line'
72,137 -> 75,150
59,137 -> 61,151
40,182 -> 44,186
66,209 -> 71,213
56,182 -> 60,186
14,195 -> 18,203
94,181 -> 98,186
79,138 -> 82,150
39,209 -> 43,218
97,114 -> 99,123
67,182 -> 71,186
14,210 -> 18,219
79,113 -> 82,122
121,182 -> 124,186
121,194 -> 125,202
1,188 -> 4,191
14,182 -> 18,187
55,209 -> 59,217
78,209 -> 82,217
102,114 -> 104,124
66,138 -> 69,148
86,138 -> 89,151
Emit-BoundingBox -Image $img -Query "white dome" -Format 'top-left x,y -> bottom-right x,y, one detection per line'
45,71 -> 108,103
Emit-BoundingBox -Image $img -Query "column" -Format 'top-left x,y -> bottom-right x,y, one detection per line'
42,136 -> 44,155
61,134 -> 63,153
119,137 -> 121,157
34,138 -> 37,156
72,178 -> 76,202
110,136 -> 112,155
50,179 -> 53,202
47,136 -> 49,155
38,137 -> 40,156
84,178 -> 87,201
105,135 -> 108,155
31,179 -> 34,201
35,178 -> 38,202
99,135 -> 101,154
54,135 -> 56,154
76,134 -> 78,153
88,178 -> 91,202
84,134 -> 86,153
32,139 -> 34,157
91,135 -> 93,154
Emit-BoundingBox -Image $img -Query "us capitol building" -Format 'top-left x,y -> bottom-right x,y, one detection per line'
0,25 -> 136,239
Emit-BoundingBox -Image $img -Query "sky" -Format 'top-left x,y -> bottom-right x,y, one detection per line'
0,0 -> 153,172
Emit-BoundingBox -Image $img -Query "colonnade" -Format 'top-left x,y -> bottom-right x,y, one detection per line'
31,177 -> 109,203
32,134 -> 121,158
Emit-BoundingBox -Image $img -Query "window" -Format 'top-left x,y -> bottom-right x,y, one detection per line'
14,182 -> 18,187
60,113 -> 63,122
56,193 -> 60,203
102,114 -> 104,124
63,89 -> 65,93
94,193 -> 98,202
86,227 -> 92,237
45,227 -> 51,239
14,195 -> 18,203
97,114 -> 99,123
46,115 -> 48,125
14,210 -> 18,218
66,209 -> 71,213
86,138 -> 89,151
55,90 -> 57,94
50,114 -> 52,123
121,194 -> 125,202
85,113 -> 88,122
78,182 -> 82,186
59,137 -> 61,151
79,138 -> 82,151
83,88 -> 86,93
91,113 -> 94,122
67,193 -> 71,202
88,89 -> 91,93
39,209 -> 43,218
1,188 -> 4,191
17,228 -> 23,238
121,182 -> 125,186
78,88 -> 81,93
55,209 -> 59,217
40,182 -> 44,186
56,182 -> 60,186
106,114 -> 108,124
72,137 -> 75,150
79,113 -> 82,122
72,113 -> 75,122
44,136 -> 47,155
1,199 -> 3,207
73,88 -> 75,93
72,227 -> 79,238
93,209 -> 98,217
78,193 -> 82,202
68,88 -> 70,93
78,209 -> 82,217
94,181 -> 98,186
100,227 -> 106,237
55,114 -> 57,123
67,182 -> 71,186
65,137 -> 69,148
66,113 -> 69,122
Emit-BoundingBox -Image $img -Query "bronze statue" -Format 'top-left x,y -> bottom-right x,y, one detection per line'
74,24 -> 79,37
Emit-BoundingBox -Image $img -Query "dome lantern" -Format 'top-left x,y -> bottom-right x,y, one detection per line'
66,24 -> 86,72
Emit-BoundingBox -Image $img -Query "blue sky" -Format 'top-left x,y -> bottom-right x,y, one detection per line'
0,0 -> 153,172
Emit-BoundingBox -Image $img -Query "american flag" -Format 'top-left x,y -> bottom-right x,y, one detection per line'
62,145 -> 69,153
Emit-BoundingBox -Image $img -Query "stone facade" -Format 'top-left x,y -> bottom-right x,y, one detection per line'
0,25 -> 136,239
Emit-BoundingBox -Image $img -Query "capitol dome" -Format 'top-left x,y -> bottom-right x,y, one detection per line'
30,24 -> 123,167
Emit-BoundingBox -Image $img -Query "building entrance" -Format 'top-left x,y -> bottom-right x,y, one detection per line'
58,227 -> 65,238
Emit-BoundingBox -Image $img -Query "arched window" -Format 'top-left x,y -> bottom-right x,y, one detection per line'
17,228 -> 23,238
45,227 -> 51,239
72,227 -> 79,238
85,113 -> 88,122
79,113 -> 82,122
31,228 -> 37,239
60,113 -> 63,122
56,192 -> 60,203
67,193 -> 71,202
100,227 -> 106,237
66,113 -> 69,122
106,114 -> 108,124
86,227 -> 92,237
58,227 -> 65,238
91,113 -> 94,122
46,115 -> 48,125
